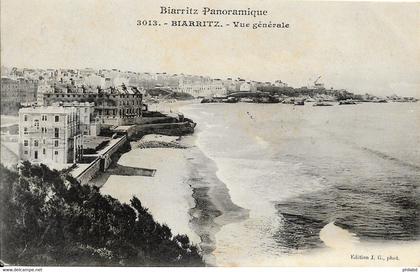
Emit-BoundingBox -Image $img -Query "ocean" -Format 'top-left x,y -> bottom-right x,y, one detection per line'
180,102 -> 420,266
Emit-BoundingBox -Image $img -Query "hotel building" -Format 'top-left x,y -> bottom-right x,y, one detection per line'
18,106 -> 83,165
42,85 -> 144,125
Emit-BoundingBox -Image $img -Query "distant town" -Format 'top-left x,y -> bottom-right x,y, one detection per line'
1,65 -> 418,183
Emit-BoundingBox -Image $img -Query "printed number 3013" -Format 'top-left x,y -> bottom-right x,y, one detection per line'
137,20 -> 159,26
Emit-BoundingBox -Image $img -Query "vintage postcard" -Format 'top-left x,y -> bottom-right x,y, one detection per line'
1,0 -> 419,270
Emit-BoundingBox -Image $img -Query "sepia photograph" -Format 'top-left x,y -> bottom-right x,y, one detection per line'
1,0 -> 419,270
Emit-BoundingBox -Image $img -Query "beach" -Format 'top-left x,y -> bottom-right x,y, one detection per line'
100,134 -> 201,246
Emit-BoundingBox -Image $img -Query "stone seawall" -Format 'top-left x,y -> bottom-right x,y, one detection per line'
125,122 -> 195,140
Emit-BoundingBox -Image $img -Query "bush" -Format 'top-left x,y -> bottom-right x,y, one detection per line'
0,162 -> 204,266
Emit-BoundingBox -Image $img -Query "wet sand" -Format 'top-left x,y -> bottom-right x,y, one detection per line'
182,135 -> 249,265
94,123 -> 249,265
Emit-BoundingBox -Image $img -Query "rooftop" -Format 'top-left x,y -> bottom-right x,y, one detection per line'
19,105 -> 76,114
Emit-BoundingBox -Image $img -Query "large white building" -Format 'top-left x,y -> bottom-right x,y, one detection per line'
19,106 -> 83,165
177,78 -> 226,97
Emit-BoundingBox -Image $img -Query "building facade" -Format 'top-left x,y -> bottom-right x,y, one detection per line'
18,106 -> 83,165
42,85 -> 144,125
239,82 -> 256,92
51,101 -> 99,136
177,78 -> 226,97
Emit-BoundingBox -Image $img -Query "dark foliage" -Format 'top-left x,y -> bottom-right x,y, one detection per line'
145,88 -> 194,100
0,162 -> 204,266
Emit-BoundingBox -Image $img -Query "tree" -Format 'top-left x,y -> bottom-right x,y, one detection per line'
0,163 -> 204,266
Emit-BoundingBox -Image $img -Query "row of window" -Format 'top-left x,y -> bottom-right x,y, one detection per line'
23,139 -> 60,147
97,100 -> 141,106
24,115 -> 60,122
23,127 -> 60,137
23,149 -> 59,159
97,108 -> 141,116
46,93 -> 141,99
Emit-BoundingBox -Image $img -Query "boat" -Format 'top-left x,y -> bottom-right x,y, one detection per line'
294,100 -> 305,106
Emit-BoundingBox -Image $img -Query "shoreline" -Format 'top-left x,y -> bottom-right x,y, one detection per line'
90,100 -> 249,266
182,134 -> 249,265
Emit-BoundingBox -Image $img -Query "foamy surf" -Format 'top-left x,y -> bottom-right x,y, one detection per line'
320,221 -> 360,249
179,102 -> 420,266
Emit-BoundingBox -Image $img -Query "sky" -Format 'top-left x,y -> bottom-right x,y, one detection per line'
1,0 -> 419,96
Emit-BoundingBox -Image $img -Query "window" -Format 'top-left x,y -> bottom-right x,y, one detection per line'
34,151 -> 38,160
54,128 -> 59,138
54,151 -> 58,155
34,140 -> 38,147
24,151 -> 28,155
24,140 -> 28,146
43,148 -> 46,155
34,119 -> 39,128
54,140 -> 59,147
41,115 -> 47,121
24,115 -> 28,121
55,115 -> 59,122
23,127 -> 28,135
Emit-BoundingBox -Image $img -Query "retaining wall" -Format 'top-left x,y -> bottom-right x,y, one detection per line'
75,135 -> 127,183
75,157 -> 101,184
101,135 -> 128,170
